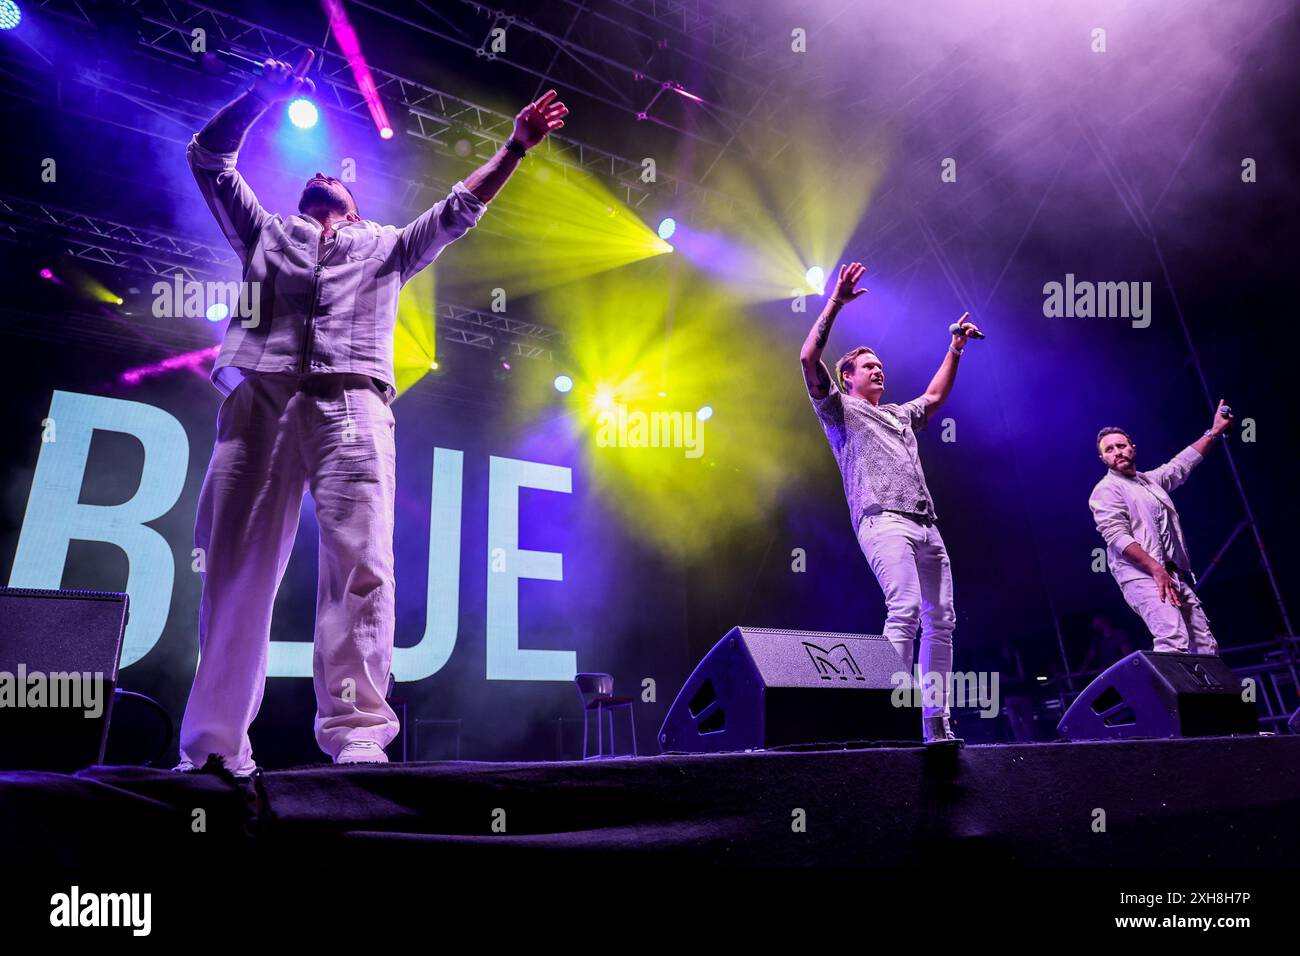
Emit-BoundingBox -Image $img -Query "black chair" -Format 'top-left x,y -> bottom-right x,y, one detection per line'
574,673 -> 637,759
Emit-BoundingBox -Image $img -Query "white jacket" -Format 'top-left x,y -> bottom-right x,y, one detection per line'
187,135 -> 486,400
1088,446 -> 1203,586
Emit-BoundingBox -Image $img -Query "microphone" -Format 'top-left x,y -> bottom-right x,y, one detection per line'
949,322 -> 986,340
215,49 -> 316,95
1218,404 -> 1232,418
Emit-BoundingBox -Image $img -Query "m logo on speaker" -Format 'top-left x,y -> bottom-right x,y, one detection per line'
802,642 -> 865,681
1183,660 -> 1224,690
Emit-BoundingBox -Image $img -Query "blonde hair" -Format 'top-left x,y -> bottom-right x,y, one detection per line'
835,346 -> 877,394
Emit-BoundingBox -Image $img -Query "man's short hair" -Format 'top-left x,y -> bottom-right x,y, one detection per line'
835,346 -> 877,394
1096,426 -> 1133,451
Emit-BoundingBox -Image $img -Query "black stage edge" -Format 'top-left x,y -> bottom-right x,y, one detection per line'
3,735 -> 1296,936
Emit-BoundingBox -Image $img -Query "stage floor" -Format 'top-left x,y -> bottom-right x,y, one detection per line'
3,734 -> 1297,870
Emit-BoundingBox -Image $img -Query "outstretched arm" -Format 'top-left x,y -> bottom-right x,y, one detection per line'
196,50 -> 314,153
397,91 -> 569,281
1147,400 -> 1233,491
463,90 -> 569,204
918,312 -> 981,417
800,262 -> 867,399
190,51 -> 314,261
1190,400 -> 1233,457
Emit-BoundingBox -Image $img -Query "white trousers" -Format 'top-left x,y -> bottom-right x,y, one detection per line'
179,372 -> 399,771
1120,575 -> 1218,655
856,511 -> 956,719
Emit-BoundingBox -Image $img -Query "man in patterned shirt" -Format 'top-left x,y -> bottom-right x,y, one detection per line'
799,262 -> 980,743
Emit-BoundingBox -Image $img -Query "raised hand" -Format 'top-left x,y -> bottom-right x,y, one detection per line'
830,262 -> 869,305
1210,398 -> 1233,436
253,49 -> 316,103
512,89 -> 569,150
950,311 -> 982,345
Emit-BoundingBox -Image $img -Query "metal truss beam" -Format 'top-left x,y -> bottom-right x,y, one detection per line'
0,194 -> 566,362
30,0 -> 748,213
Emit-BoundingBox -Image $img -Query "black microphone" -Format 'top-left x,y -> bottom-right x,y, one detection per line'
949,322 -> 986,340
215,49 -> 316,95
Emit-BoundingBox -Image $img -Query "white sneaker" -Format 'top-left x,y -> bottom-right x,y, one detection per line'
172,754 -> 258,776
922,716 -> 964,747
335,740 -> 389,765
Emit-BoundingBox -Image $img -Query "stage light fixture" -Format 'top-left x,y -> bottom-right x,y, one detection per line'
804,266 -> 825,294
429,360 -> 439,371
38,267 -> 54,281
553,374 -> 574,393
657,217 -> 677,240
288,97 -> 319,129
206,303 -> 229,322
697,405 -> 714,421
379,126 -> 394,140
0,1 -> 21,31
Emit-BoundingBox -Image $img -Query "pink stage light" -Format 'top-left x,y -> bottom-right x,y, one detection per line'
668,82 -> 705,104
119,346 -> 220,386
321,0 -> 393,140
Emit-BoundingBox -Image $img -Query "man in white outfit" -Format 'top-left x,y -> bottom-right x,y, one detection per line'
176,51 -> 568,772
799,262 -> 981,744
1088,404 -> 1233,655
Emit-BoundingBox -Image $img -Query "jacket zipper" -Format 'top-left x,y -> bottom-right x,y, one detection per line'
298,244 -> 325,374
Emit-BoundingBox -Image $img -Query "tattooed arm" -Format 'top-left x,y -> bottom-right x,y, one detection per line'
800,261 -> 867,399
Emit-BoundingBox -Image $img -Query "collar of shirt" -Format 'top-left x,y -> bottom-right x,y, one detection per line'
842,392 -> 904,431
295,213 -> 362,243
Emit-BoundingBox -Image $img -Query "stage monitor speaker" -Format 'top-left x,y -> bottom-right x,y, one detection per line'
658,626 -> 918,753
0,587 -> 129,772
1057,650 -> 1257,741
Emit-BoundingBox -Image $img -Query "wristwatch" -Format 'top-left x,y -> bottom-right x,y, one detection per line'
505,137 -> 528,158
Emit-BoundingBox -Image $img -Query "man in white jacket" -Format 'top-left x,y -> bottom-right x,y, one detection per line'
176,51 -> 568,773
1088,402 -> 1233,655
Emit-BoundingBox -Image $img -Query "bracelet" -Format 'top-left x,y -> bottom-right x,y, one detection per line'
1202,429 -> 1217,439
948,343 -> 964,356
504,137 -> 528,158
